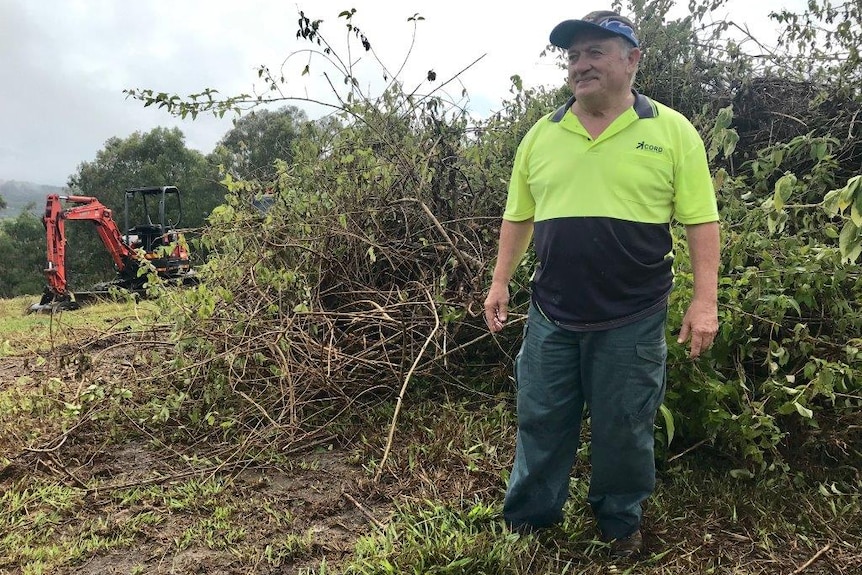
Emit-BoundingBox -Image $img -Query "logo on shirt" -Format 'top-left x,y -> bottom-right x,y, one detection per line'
636,141 -> 664,153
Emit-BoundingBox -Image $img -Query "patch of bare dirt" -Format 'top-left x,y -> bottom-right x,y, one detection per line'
1,338 -> 394,575
6,440 -> 386,575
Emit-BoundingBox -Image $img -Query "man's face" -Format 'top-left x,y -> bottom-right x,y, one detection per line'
566,33 -> 639,103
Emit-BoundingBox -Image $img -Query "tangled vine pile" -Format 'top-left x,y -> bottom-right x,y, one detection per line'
133,0 -> 862,474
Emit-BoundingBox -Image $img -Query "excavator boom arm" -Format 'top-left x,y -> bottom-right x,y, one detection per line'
42,194 -> 137,297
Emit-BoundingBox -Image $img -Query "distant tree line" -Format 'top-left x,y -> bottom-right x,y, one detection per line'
0,106 -> 333,298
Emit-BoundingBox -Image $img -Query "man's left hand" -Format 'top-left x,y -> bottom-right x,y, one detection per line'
677,299 -> 718,358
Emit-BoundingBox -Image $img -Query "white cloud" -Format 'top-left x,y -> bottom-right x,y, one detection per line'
0,0 -> 804,186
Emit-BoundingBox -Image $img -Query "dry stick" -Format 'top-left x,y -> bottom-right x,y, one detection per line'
22,433 -> 69,454
21,408 -> 97,455
270,334 -> 297,429
92,339 -> 177,363
416,315 -> 527,371
790,543 -> 832,575
85,462 -> 249,494
49,306 -> 56,355
849,108 -> 860,140
667,438 -> 711,463
343,492 -> 386,530
236,390 -> 282,428
397,197 -> 475,273
46,452 -> 89,490
374,288 -> 439,484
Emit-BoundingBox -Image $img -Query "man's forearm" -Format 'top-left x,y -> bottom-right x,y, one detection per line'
685,221 -> 720,302
491,219 -> 534,285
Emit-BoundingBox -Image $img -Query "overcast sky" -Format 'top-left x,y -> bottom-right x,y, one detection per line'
1,0 -> 799,186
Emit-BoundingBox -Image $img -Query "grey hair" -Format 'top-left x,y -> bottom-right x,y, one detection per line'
614,37 -> 640,86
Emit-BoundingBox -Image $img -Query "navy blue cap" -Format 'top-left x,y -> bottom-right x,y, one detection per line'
550,11 -> 639,49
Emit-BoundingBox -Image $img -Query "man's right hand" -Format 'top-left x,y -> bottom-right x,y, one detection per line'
484,281 -> 510,333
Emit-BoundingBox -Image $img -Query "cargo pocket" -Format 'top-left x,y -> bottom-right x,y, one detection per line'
624,340 -> 667,422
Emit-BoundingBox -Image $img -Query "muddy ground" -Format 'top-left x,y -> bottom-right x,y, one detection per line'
2,343 -> 860,575
0,345 -> 396,575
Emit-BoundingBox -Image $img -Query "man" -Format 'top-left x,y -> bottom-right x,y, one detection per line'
483,10 -> 720,558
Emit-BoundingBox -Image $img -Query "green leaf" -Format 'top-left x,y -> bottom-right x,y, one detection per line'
714,106 -> 733,130
772,148 -> 785,166
722,130 -> 739,157
810,141 -> 827,161
767,211 -> 778,234
838,181 -> 856,210
772,173 -> 796,210
659,404 -> 675,446
786,296 -> 801,317
712,168 -> 727,191
838,220 -> 860,261
823,188 -> 842,215
794,402 -> 813,419
853,190 -> 862,226
852,201 -> 862,227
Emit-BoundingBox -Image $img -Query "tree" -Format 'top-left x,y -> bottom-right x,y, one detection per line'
211,106 -> 310,181
0,211 -> 45,297
69,127 -> 222,223
64,127 -> 224,288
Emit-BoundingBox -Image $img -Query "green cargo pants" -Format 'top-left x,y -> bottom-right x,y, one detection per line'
503,303 -> 668,539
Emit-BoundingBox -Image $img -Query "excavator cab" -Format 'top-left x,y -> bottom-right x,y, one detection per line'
123,186 -> 190,278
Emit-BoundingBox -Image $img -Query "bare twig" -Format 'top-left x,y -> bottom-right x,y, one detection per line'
374,288 -> 440,483
343,492 -> 386,530
22,433 -> 69,454
667,438 -> 711,463
46,453 -> 89,490
790,543 -> 832,574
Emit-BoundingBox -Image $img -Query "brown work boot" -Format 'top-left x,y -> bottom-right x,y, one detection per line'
608,529 -> 642,558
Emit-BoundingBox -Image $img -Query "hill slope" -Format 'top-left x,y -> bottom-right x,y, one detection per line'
0,180 -> 66,219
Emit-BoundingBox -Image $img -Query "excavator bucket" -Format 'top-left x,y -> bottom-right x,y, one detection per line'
27,288 -> 81,314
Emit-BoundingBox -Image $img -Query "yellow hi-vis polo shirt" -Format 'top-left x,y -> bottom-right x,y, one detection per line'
503,91 -> 719,330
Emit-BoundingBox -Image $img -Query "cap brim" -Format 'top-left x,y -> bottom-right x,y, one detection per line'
549,19 -> 636,49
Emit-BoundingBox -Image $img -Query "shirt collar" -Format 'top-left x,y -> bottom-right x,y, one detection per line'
550,90 -> 657,123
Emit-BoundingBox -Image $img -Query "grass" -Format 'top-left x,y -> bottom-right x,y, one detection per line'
2,412 -> 859,573
7,479 -> 331,572
0,295 -> 159,356
310,459 -> 861,575
0,296 -> 859,574
0,474 -> 239,574
315,398 -> 862,575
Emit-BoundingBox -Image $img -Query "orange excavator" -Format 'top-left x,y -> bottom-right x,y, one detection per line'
30,186 -> 194,312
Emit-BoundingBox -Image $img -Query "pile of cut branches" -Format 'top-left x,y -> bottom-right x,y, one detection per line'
147,96 -> 546,461
115,0 -> 862,473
